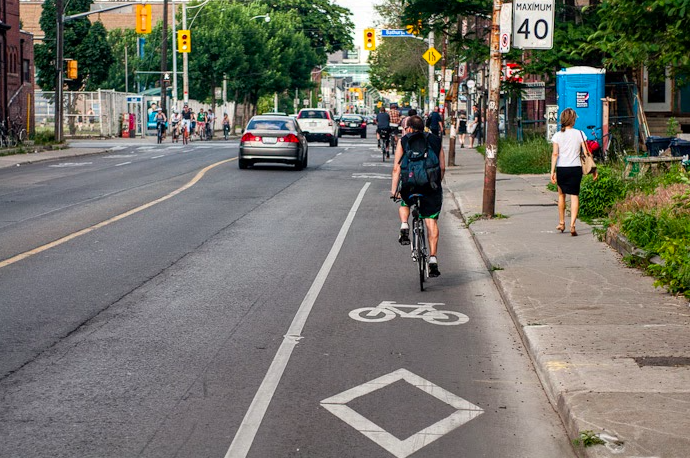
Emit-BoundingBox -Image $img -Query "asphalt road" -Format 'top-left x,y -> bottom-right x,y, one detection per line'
0,129 -> 574,457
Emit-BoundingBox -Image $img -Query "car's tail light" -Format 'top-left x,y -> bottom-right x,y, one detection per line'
339,122 -> 345,127
278,133 -> 300,143
328,121 -> 333,126
241,132 -> 261,142
360,123 -> 366,128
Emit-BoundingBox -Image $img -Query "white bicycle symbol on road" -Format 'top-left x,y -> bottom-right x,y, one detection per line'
349,301 -> 469,326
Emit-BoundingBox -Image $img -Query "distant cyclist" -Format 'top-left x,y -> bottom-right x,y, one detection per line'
181,104 -> 192,138
391,115 -> 446,277
375,107 -> 391,157
170,109 -> 182,141
389,105 -> 401,139
196,109 -> 207,140
155,108 -> 167,139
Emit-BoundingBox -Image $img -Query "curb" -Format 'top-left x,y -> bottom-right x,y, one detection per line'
444,182 -> 583,456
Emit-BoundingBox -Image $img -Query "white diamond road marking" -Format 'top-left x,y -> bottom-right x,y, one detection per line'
321,368 -> 483,458
137,146 -> 155,150
352,173 -> 389,180
104,155 -> 136,159
362,162 -> 392,167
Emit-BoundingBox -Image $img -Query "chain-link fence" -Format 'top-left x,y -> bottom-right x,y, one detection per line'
35,90 -> 236,138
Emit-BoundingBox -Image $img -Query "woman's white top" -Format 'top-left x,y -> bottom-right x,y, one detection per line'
551,128 -> 584,167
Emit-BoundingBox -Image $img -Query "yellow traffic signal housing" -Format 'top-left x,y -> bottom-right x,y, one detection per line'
364,28 -> 376,51
136,5 -> 152,34
177,30 -> 191,53
66,60 -> 78,80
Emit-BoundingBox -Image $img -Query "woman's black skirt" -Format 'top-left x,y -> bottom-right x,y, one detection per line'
556,166 -> 583,195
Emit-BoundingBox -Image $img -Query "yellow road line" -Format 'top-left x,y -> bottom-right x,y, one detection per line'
0,157 -> 236,270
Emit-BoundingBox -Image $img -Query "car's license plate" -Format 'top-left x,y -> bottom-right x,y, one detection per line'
350,123 -> 358,127
263,137 -> 277,144
309,122 -> 317,127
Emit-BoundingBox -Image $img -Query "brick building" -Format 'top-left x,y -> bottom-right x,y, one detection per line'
20,1 -> 174,41
1,0 -> 34,133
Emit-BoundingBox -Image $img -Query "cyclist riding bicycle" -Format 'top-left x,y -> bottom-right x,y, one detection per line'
222,112 -> 231,139
181,104 -> 192,137
391,115 -> 446,277
170,109 -> 182,140
196,109 -> 207,140
155,108 -> 167,139
389,104 -> 401,133
376,107 -> 391,157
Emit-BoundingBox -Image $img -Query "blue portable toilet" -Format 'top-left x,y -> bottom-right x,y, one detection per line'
556,67 -> 605,140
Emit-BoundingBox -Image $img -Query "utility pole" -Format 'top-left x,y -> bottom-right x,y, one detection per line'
54,0 -> 64,142
182,5 -> 188,103
427,30 -> 435,113
482,0 -> 502,216
171,0 -> 177,105
160,0 -> 169,113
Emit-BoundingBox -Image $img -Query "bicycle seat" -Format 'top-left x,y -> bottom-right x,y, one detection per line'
408,193 -> 424,198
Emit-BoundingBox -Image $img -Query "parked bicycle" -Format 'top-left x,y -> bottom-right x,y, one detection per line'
587,124 -> 625,163
392,193 -> 429,291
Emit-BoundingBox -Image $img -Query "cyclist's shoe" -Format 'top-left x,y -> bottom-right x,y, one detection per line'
429,262 -> 441,277
398,228 -> 410,245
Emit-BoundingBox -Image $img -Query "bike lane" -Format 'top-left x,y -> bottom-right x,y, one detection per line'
236,174 -> 574,457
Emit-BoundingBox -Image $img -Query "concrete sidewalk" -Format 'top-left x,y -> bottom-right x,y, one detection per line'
443,145 -> 690,457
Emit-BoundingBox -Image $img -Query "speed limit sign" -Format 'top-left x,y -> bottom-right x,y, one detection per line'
513,0 -> 554,49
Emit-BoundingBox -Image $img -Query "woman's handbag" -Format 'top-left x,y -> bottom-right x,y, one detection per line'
580,131 -> 596,175
467,122 -> 477,134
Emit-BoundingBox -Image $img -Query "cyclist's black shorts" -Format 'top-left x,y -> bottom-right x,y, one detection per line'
377,127 -> 391,137
400,187 -> 443,219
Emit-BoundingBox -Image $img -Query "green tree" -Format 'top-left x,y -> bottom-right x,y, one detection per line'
35,0 -> 114,91
583,0 -> 690,81
259,0 -> 354,61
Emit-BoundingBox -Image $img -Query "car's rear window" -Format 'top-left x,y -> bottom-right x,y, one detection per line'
247,119 -> 293,131
342,116 -> 363,122
298,110 -> 329,120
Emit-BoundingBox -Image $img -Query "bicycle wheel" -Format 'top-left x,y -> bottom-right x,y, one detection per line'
414,220 -> 426,291
608,137 -> 624,163
382,142 -> 386,162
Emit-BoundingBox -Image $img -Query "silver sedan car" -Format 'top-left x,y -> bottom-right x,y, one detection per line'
239,115 -> 309,170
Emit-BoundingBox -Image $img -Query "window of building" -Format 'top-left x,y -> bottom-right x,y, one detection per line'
23,59 -> 31,83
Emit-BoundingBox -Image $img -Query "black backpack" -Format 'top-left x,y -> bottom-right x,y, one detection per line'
399,132 -> 441,194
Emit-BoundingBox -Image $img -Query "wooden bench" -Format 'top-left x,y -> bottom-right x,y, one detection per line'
623,156 -> 683,178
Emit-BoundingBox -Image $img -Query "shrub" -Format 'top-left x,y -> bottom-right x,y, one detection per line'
31,131 -> 57,145
496,135 -> 551,174
579,166 -> 625,219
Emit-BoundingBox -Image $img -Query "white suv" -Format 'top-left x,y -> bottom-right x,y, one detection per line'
296,108 -> 339,147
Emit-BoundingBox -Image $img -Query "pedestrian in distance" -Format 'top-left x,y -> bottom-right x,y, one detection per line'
458,110 -> 468,148
550,107 -> 598,236
428,106 -> 444,138
469,104 -> 481,148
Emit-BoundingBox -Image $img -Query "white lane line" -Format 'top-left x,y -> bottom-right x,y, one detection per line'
225,182 -> 371,458
137,146 -> 155,150
325,159 -> 334,164
336,152 -> 343,156
110,146 -> 126,151
151,155 -> 165,159
115,162 -> 132,167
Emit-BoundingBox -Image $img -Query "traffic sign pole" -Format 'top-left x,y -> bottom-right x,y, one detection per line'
428,31 -> 435,113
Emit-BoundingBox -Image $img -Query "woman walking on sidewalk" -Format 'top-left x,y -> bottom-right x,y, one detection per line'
550,108 -> 597,236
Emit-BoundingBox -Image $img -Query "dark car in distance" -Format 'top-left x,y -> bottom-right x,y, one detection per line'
337,114 -> 367,138
239,115 -> 308,170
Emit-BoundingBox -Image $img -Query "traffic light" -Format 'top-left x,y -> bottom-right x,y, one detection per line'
66,60 -> 78,80
364,28 -> 376,51
177,30 -> 191,53
135,5 -> 152,34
